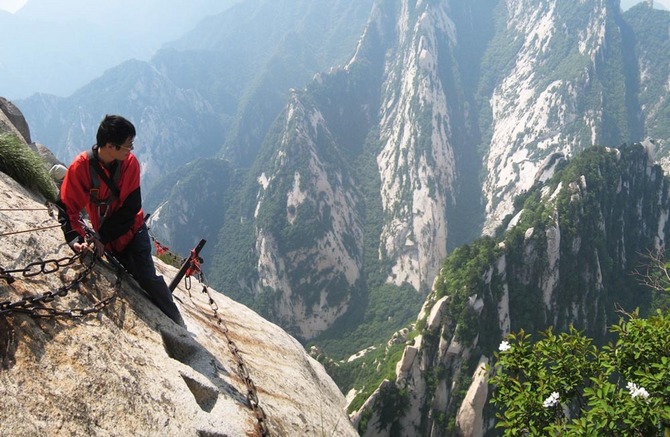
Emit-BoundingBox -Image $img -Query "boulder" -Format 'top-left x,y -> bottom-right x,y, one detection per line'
0,97 -> 31,144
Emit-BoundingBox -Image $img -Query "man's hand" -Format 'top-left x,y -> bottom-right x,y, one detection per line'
73,238 -> 105,258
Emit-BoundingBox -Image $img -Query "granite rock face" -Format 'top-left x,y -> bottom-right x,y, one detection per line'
0,170 -> 356,436
0,98 -> 31,144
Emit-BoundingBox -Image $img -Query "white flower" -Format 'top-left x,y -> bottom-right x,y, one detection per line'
627,382 -> 650,400
498,340 -> 511,352
542,391 -> 560,408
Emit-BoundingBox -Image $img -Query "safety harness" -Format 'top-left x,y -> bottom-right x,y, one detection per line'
87,146 -> 121,221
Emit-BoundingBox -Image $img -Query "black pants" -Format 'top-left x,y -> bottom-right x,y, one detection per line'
114,224 -> 183,324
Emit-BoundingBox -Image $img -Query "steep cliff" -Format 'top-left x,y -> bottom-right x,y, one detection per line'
207,0 -> 494,341
623,3 -> 670,164
351,142 -> 669,436
13,0 -> 670,355
0,110 -> 356,436
247,91 -> 366,338
480,0 -> 634,234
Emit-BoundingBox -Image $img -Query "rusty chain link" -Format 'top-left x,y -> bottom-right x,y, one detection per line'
3,209 -> 269,434
186,273 -> 271,437
0,253 -> 120,319
1,253 -> 84,283
0,202 -> 124,319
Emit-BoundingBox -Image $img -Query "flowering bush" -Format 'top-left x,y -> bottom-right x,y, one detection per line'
489,310 -> 670,436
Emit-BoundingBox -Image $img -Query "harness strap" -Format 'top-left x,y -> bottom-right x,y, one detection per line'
87,147 -> 121,219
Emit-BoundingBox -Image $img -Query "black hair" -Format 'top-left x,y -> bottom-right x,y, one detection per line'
96,115 -> 136,149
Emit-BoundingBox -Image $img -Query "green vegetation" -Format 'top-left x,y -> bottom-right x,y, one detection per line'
156,251 -> 182,268
321,342 -> 406,415
354,380 -> 409,435
0,133 -> 57,201
391,143 -> 669,435
490,310 -> 670,435
624,4 -> 670,147
310,282 -> 422,361
435,236 -> 504,348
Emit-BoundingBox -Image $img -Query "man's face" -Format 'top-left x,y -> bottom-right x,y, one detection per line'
113,136 -> 134,160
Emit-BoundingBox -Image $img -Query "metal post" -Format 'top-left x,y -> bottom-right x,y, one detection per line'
168,239 -> 206,292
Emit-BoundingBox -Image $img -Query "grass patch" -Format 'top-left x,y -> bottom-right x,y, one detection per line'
0,133 -> 57,201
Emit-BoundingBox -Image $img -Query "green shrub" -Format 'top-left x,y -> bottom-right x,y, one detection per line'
490,310 -> 670,436
0,133 -> 57,201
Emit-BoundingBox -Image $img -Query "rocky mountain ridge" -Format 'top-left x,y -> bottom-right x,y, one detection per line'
12,0 -> 670,364
351,141 -> 669,436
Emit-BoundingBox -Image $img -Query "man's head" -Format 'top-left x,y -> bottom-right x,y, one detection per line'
95,115 -> 136,162
96,115 -> 136,150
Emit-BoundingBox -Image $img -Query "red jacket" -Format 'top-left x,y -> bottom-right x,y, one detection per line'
59,150 -> 145,253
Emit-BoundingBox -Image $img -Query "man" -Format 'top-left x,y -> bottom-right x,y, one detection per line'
57,115 -> 184,326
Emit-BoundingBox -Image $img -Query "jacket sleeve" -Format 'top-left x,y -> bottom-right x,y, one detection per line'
97,188 -> 141,243
97,156 -> 142,244
58,155 -> 90,247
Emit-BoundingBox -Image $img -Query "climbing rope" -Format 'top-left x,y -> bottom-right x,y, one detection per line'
0,203 -> 59,237
0,207 -> 51,212
0,224 -> 62,238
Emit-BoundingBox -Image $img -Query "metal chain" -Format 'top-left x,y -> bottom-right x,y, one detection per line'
188,273 -> 271,436
1,253 -> 84,283
0,201 -> 123,319
156,237 -> 271,434
0,255 -> 119,319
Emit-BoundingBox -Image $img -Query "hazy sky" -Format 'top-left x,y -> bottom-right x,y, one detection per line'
0,0 -> 27,13
621,0 -> 670,9
0,0 -> 235,98
1,0 -> 666,14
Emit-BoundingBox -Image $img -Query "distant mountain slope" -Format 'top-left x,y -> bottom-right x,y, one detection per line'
15,0 -> 670,352
17,0 -> 375,189
204,0 -> 670,343
164,0 -> 377,166
0,0 -> 238,99
351,142 -> 669,436
623,3 -> 670,163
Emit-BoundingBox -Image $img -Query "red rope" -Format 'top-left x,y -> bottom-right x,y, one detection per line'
185,249 -> 202,278
154,240 -> 169,256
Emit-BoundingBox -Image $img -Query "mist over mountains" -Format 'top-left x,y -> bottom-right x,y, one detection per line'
622,0 -> 670,9
0,0 -> 239,99
3,0 -> 670,434
13,0 -> 670,338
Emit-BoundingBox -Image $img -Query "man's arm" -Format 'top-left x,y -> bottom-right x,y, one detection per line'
58,156 -> 89,248
97,187 -> 141,243
56,198 -> 84,247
